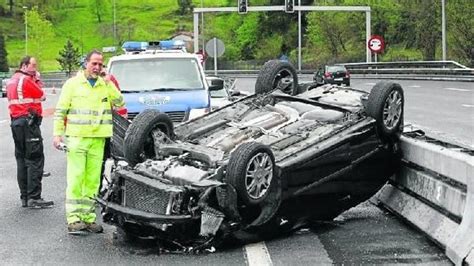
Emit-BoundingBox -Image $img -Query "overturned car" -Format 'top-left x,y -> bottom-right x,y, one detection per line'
99,60 -> 404,252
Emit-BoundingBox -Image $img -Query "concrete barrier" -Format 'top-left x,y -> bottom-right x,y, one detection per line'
375,132 -> 473,265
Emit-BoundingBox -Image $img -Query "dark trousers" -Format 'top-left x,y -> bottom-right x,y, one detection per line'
10,116 -> 45,200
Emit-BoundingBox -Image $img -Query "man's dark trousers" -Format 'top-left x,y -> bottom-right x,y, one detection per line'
10,116 -> 44,201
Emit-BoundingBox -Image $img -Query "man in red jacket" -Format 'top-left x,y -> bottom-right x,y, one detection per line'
7,56 -> 54,208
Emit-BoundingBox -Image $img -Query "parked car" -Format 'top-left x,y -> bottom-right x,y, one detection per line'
99,60 -> 404,252
314,65 -> 350,86
1,78 -> 8,97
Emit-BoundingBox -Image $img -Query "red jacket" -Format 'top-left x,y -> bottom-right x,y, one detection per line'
106,74 -> 128,118
7,71 -> 44,118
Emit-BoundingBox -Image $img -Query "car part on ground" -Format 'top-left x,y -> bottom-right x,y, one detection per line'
100,60 -> 404,253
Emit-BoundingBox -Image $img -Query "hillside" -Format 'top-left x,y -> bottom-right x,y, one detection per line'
0,0 -> 472,71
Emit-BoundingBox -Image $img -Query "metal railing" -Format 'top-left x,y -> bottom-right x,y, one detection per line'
343,60 -> 470,70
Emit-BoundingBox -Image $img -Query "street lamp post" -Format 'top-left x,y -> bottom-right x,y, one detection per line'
113,0 -> 116,47
23,6 -> 28,55
441,0 -> 446,61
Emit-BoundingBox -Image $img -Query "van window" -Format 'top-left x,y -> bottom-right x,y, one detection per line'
109,58 -> 204,92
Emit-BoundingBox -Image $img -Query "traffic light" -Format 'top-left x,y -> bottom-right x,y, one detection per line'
285,0 -> 294,13
238,0 -> 248,14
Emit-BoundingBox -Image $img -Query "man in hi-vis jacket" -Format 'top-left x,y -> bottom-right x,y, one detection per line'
53,50 -> 124,234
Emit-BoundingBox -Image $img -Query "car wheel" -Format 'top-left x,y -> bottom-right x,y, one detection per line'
366,81 -> 404,137
111,111 -> 130,158
226,142 -> 276,205
123,109 -> 174,166
255,60 -> 298,95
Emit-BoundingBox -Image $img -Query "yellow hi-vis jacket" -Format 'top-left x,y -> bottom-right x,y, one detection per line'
53,74 -> 124,138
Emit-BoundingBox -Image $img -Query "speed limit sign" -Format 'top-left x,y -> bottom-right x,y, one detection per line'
368,35 -> 385,53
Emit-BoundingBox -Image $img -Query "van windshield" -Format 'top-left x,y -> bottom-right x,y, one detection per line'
109,58 -> 204,92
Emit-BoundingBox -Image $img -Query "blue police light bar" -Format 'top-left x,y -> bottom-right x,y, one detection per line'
122,40 -> 186,52
155,40 -> 186,50
122,41 -> 148,52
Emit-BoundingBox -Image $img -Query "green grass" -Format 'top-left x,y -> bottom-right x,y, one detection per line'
1,0 -> 200,71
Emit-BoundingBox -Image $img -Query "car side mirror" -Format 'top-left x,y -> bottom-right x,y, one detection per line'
206,77 -> 224,91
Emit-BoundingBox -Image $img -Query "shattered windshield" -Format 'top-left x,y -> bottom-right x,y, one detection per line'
109,58 -> 204,92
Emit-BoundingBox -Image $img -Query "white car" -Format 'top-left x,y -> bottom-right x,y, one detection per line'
1,78 -> 9,97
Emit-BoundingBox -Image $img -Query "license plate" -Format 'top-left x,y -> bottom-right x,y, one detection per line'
335,78 -> 343,81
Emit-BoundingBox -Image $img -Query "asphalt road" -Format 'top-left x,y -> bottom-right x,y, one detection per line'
0,78 -> 466,264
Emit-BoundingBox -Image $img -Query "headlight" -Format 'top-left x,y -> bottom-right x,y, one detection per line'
188,108 -> 209,120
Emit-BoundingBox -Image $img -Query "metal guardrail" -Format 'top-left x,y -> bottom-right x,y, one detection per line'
348,68 -> 474,76
342,61 -> 474,79
344,60 -> 470,69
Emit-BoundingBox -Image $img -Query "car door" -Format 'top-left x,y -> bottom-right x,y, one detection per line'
283,140 -> 352,195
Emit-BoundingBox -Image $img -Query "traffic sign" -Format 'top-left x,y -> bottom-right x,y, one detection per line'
368,35 -> 385,53
205,38 -> 225,58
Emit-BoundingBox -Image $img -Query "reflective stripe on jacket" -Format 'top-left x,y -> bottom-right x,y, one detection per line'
7,71 -> 44,118
53,74 -> 124,137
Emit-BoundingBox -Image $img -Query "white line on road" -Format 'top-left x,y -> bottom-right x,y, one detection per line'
244,242 -> 273,266
462,104 -> 474,108
409,85 -> 421,88
365,83 -> 376,86
0,120 -> 8,124
444,88 -> 470,92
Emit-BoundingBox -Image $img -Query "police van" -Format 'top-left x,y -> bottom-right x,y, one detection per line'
107,40 -> 223,122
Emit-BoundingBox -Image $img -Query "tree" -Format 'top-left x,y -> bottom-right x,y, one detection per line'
0,33 -> 8,72
177,0 -> 193,15
90,0 -> 106,23
56,40 -> 80,77
27,8 -> 55,68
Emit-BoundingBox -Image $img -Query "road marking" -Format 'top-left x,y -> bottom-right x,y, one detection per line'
244,242 -> 273,266
462,104 -> 474,108
365,83 -> 376,86
0,120 -> 8,124
409,85 -> 421,88
444,88 -> 470,92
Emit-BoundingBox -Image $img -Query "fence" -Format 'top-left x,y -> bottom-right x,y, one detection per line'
374,131 -> 474,265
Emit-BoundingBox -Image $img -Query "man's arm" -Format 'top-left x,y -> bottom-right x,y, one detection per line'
53,80 -> 72,149
107,82 -> 125,108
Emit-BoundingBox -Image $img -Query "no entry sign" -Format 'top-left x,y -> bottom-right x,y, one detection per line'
368,35 -> 385,53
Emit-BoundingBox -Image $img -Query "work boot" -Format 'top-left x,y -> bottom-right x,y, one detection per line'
27,198 -> 54,208
86,222 -> 104,233
68,221 -> 87,235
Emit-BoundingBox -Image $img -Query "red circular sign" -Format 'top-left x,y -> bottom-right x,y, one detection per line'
368,35 -> 385,53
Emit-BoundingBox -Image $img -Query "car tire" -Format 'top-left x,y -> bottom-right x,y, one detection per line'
226,142 -> 276,206
366,81 -> 404,138
111,111 -> 130,158
255,60 -> 298,95
123,109 -> 174,166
